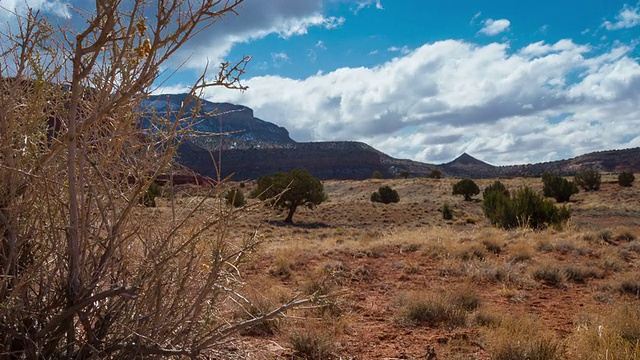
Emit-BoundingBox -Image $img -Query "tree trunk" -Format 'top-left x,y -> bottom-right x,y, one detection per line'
284,205 -> 297,224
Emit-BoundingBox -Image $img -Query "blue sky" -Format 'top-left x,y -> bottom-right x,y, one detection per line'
3,0 -> 639,165
223,1 -> 639,81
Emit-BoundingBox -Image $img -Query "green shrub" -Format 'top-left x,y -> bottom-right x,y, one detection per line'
428,169 -> 442,179
225,189 -> 246,207
482,189 -> 517,229
442,202 -> 453,220
483,186 -> 571,230
483,180 -> 510,198
452,178 -> 480,201
371,185 -> 400,204
542,173 -> 578,203
399,170 -> 410,179
618,171 -> 635,187
574,169 -> 601,191
371,170 -> 383,179
140,182 -> 162,207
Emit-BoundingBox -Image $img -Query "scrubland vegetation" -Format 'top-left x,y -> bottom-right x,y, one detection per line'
1,1 -> 637,358
201,174 -> 638,359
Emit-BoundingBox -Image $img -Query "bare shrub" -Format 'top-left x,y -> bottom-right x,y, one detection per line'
0,2 -> 315,358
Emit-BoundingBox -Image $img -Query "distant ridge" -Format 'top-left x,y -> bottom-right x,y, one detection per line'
142,94 -> 640,180
440,153 -> 497,178
446,153 -> 489,166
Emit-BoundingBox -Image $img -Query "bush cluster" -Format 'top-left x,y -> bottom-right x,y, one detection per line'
542,173 -> 578,203
371,185 -> 400,204
618,171 -> 635,187
574,169 -> 601,191
483,182 -> 571,229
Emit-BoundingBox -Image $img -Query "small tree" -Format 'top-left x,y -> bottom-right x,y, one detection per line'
225,188 -> 246,207
618,171 -> 635,187
452,179 -> 480,201
399,170 -> 410,179
252,169 -> 327,223
574,169 -> 601,191
371,170 -> 383,179
542,173 -> 579,203
428,169 -> 442,179
371,185 -> 400,204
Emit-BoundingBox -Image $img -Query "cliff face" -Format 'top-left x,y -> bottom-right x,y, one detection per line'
147,94 -> 640,180
142,94 -> 295,147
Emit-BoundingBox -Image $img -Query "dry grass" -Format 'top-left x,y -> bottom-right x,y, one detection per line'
570,303 -> 640,359
395,289 -> 479,328
190,177 -> 640,358
487,316 -> 563,360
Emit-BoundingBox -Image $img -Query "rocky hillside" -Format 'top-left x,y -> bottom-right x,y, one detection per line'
144,94 -> 640,180
177,140 -> 436,180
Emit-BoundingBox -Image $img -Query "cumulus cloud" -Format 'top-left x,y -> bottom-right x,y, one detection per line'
205,39 -> 640,165
478,18 -> 511,36
1,0 -> 342,74
603,4 -> 640,30
163,0 -> 344,70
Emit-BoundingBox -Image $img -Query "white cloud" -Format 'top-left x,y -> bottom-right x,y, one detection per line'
0,0 -> 71,21
315,40 -> 327,49
368,50 -> 379,55
164,1 -> 343,70
354,0 -> 384,14
387,45 -> 411,54
519,39 -> 590,57
206,39 -> 640,165
603,4 -> 640,30
478,18 -> 511,36
271,52 -> 290,67
470,12 -> 482,25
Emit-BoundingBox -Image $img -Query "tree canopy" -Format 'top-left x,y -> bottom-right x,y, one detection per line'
452,178 -> 480,201
252,169 -> 327,223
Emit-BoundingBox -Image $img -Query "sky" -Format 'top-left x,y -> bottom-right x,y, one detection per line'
3,0 -> 640,165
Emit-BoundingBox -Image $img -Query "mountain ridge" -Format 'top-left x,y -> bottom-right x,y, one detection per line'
145,94 -> 640,180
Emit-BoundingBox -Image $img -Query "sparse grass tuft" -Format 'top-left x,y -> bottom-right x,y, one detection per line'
396,290 -> 477,328
564,265 -> 603,284
600,252 -> 626,272
488,316 -> 563,360
532,263 -> 565,288
598,230 -> 613,242
617,276 -> 640,297
288,323 -> 338,360
483,238 -> 504,254
509,242 -> 534,263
